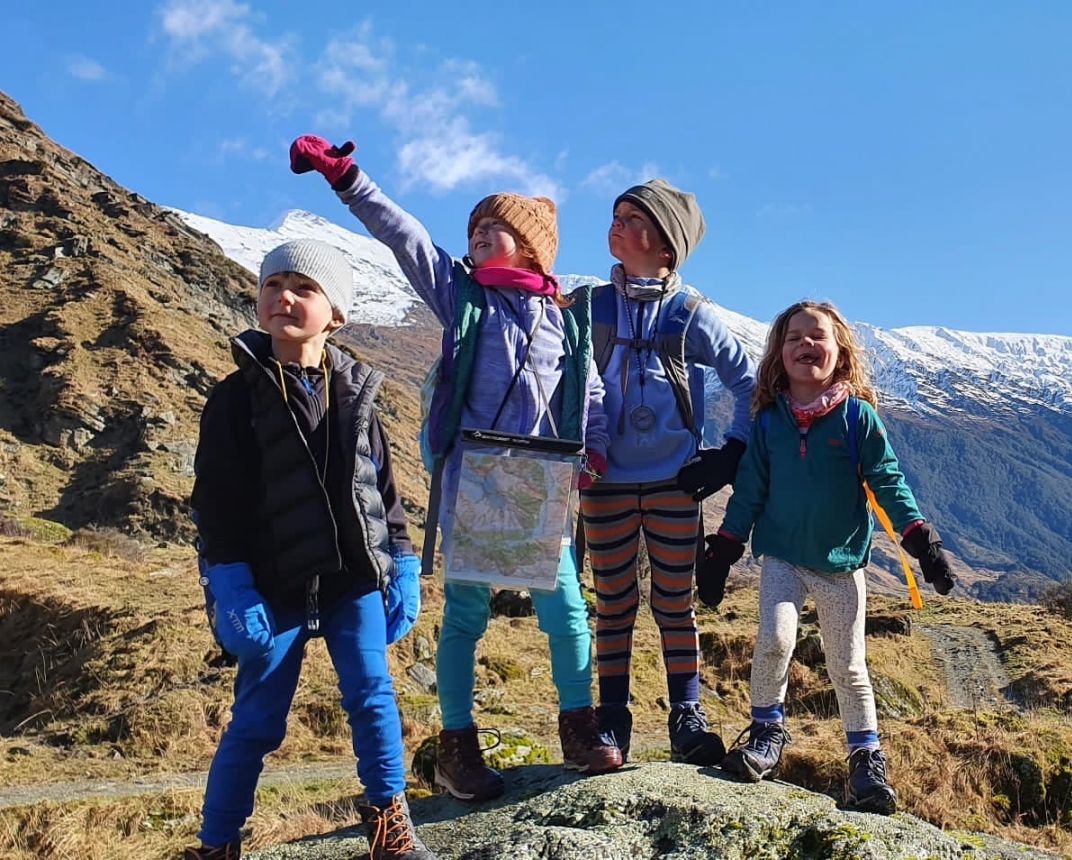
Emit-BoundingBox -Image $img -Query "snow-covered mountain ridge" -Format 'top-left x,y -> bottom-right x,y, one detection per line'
174,208 -> 1072,418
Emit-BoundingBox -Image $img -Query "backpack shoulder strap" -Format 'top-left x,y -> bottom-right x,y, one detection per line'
559,286 -> 592,443
590,283 -> 617,376
655,290 -> 704,436
847,396 -> 860,474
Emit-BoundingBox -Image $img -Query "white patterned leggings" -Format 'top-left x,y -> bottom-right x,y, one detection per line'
750,556 -> 878,734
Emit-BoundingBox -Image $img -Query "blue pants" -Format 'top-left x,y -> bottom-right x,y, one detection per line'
436,546 -> 592,730
199,588 -> 404,847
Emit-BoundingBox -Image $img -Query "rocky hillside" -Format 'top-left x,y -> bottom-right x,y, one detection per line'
0,90 -> 435,542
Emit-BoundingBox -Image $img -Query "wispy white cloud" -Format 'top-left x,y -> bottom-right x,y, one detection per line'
216,137 -> 269,161
69,55 -> 107,81
157,0 -> 292,97
756,202 -> 812,220
151,10 -> 559,197
708,165 -> 727,181
314,23 -> 559,198
581,160 -> 662,195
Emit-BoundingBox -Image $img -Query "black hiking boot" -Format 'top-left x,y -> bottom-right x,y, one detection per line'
183,842 -> 240,860
434,725 -> 504,801
720,720 -> 792,782
844,748 -> 898,815
668,702 -> 726,765
596,704 -> 633,762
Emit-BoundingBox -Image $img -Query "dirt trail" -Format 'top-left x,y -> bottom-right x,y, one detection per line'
0,762 -> 356,810
917,623 -> 1018,712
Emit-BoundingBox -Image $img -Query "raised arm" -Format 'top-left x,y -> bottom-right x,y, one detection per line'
290,134 -> 457,326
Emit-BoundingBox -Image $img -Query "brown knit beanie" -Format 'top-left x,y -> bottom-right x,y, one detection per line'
467,193 -> 559,274
614,178 -> 706,270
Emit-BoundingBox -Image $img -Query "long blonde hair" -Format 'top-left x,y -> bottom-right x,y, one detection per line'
752,300 -> 877,415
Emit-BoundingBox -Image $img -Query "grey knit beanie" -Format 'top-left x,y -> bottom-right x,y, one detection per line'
259,239 -> 354,323
614,179 -> 706,269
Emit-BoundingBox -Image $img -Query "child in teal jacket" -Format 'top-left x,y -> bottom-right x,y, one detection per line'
702,300 -> 956,815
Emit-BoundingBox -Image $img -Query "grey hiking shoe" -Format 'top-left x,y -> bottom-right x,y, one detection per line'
720,720 -> 792,782
668,702 -> 726,765
359,793 -> 437,859
844,748 -> 898,815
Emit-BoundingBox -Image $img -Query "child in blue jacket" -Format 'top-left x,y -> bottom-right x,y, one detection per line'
188,239 -> 433,860
581,179 -> 756,767
703,300 -> 956,814
290,134 -> 620,803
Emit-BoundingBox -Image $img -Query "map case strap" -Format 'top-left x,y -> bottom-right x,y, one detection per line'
460,428 -> 583,455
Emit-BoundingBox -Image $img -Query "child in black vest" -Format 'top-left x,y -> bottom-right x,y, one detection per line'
187,239 -> 434,860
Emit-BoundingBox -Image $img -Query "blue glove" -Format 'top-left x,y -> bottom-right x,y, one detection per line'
386,553 -> 422,645
202,562 -> 276,661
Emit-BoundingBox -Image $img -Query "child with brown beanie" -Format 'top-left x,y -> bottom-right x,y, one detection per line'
290,134 -> 619,801
580,179 -> 757,767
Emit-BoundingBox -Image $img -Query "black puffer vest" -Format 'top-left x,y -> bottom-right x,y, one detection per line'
232,331 -> 394,614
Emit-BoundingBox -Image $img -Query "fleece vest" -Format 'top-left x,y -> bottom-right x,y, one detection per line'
232,333 -> 394,610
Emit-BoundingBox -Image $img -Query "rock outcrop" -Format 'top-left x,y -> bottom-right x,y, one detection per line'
246,762 -> 1057,859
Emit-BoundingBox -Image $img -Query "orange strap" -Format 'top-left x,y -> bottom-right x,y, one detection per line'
864,483 -> 924,610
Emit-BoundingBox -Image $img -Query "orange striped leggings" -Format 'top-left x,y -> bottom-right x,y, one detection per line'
580,480 -> 701,705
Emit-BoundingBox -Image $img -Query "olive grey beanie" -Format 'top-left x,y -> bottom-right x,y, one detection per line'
614,178 -> 706,269
259,239 -> 354,323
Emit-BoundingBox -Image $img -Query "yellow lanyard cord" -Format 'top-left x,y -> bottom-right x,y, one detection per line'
274,352 -> 330,409
864,482 -> 924,610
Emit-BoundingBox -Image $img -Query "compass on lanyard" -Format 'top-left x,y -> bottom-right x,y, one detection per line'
625,291 -> 665,434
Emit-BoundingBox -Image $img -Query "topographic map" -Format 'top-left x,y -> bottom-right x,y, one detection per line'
446,449 -> 576,591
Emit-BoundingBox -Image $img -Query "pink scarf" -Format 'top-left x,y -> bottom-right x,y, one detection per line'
788,382 -> 851,432
471,266 -> 559,297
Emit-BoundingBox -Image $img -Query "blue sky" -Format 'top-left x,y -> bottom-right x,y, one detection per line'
4,2 -> 1071,335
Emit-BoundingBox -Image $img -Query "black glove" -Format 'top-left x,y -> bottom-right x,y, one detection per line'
676,438 -> 747,501
697,534 -> 745,607
901,522 -> 957,595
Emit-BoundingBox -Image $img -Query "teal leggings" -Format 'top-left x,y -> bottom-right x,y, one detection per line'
436,547 -> 592,730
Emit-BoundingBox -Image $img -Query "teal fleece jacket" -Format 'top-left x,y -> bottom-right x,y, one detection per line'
721,395 -> 923,574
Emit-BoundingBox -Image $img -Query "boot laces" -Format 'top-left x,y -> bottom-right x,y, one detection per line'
561,708 -> 597,746
443,727 -> 501,771
369,796 -> 415,855
850,748 -> 888,784
735,721 -> 791,757
672,702 -> 708,735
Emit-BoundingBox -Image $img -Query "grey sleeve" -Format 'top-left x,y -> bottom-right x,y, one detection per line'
336,170 -> 457,327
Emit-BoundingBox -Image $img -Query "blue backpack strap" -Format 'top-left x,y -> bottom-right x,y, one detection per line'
847,396 -> 860,474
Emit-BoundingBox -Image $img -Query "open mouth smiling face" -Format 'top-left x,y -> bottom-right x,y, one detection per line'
782,309 -> 840,391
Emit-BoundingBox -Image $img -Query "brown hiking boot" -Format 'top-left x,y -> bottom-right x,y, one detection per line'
559,705 -> 623,774
358,793 -> 437,859
434,725 -> 505,801
183,842 -> 240,860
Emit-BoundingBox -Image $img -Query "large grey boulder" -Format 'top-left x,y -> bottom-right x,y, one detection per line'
247,761 -> 1057,859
